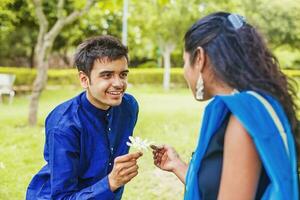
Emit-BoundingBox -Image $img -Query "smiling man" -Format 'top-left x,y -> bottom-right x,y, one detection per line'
26,35 -> 142,200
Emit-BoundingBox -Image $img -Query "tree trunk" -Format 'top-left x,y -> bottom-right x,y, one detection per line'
28,63 -> 48,125
162,44 -> 175,90
30,45 -> 35,69
122,0 -> 128,45
28,0 -> 95,126
62,48 -> 71,66
28,39 -> 51,125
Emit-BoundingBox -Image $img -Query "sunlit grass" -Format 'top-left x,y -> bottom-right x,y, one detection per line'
0,85 -> 205,200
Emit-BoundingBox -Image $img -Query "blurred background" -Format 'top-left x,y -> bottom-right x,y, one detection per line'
0,0 -> 299,199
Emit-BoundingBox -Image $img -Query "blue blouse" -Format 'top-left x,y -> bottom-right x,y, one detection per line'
198,113 -> 269,199
26,92 -> 139,200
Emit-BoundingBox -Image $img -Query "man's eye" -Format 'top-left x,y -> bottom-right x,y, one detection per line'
101,73 -> 112,78
120,73 -> 128,79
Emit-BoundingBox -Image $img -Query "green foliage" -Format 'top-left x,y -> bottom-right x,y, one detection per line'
1,67 -> 300,89
0,67 -> 36,86
0,67 -> 187,87
1,0 -> 300,69
274,47 -> 300,69
241,0 -> 300,50
0,0 -> 38,67
128,68 -> 186,86
0,67 -> 79,86
0,0 -> 16,37
136,61 -> 159,68
55,0 -> 123,52
128,0 -> 201,62
238,0 -> 300,69
283,69 -> 300,77
47,69 -> 80,86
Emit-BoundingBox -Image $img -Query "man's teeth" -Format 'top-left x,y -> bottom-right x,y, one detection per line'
107,91 -> 122,95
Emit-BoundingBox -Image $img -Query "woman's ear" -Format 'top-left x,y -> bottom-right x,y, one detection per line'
79,71 -> 89,89
195,46 -> 206,72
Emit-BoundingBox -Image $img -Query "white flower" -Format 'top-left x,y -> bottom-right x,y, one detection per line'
126,136 -> 153,151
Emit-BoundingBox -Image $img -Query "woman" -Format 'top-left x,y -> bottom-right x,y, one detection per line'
152,12 -> 299,200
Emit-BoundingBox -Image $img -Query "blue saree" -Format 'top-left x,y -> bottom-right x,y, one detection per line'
184,91 -> 299,200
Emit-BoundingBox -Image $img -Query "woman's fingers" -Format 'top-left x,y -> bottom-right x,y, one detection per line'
153,152 -> 162,166
152,146 -> 171,169
150,144 -> 164,150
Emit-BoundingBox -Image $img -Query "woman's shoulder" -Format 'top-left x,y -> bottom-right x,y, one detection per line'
213,90 -> 289,135
214,90 -> 281,109
216,90 -> 274,100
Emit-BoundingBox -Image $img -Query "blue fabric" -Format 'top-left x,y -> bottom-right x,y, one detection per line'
26,92 -> 139,200
184,91 -> 299,200
197,114 -> 230,199
197,113 -> 270,200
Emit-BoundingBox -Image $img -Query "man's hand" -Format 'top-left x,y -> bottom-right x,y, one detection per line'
108,152 -> 143,191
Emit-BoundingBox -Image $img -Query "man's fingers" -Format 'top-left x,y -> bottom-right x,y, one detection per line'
132,151 -> 143,160
120,164 -> 139,176
124,170 -> 139,182
114,160 -> 137,171
115,152 -> 143,163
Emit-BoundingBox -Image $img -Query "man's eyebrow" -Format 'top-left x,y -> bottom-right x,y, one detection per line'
98,70 -> 129,75
99,70 -> 114,75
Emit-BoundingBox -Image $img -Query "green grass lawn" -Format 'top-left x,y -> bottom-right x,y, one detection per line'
0,85 -> 206,200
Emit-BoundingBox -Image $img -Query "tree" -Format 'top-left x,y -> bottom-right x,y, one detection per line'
52,0 -> 123,62
130,0 -> 201,90
239,0 -> 300,69
241,0 -> 300,49
28,0 -> 96,125
0,0 -> 15,39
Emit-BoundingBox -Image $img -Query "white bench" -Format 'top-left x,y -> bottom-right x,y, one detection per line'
0,73 -> 16,104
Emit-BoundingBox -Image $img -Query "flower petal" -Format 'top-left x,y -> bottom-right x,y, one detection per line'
126,141 -> 132,146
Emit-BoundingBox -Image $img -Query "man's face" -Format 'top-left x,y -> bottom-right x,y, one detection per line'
80,56 -> 129,110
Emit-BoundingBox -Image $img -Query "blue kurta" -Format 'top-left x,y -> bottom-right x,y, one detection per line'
184,91 -> 299,200
26,92 -> 139,200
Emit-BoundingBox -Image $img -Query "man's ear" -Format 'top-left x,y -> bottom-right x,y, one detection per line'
194,46 -> 206,72
79,71 -> 89,89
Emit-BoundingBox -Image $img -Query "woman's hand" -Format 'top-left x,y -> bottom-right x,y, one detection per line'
151,144 -> 180,172
151,144 -> 188,184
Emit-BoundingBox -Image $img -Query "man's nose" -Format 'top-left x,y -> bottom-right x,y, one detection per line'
112,75 -> 124,87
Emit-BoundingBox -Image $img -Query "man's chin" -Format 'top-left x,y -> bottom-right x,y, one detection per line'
107,99 -> 123,107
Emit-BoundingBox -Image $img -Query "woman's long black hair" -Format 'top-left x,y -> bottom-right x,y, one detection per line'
184,12 -> 299,152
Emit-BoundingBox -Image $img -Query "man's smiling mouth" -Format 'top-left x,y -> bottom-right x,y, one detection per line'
107,91 -> 123,95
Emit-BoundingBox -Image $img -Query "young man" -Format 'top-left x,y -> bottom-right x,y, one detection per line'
26,35 -> 142,200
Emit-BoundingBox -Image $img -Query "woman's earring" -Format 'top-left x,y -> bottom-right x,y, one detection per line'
196,73 -> 204,100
